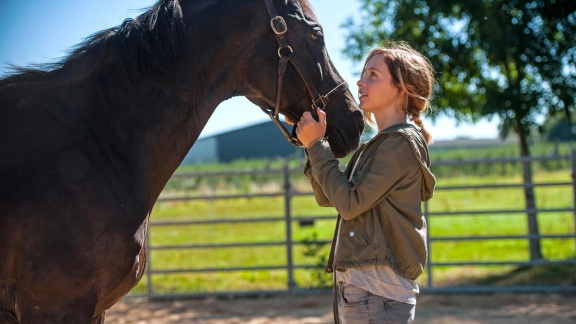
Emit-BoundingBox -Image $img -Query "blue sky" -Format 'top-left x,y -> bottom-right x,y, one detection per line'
0,0 -> 499,141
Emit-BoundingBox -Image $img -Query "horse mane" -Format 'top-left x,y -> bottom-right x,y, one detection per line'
1,0 -> 319,88
0,0 -> 185,87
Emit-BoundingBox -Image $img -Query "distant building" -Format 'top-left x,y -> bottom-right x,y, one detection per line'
183,121 -> 302,164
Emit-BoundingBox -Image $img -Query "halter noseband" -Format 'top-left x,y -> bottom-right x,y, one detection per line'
262,0 -> 349,147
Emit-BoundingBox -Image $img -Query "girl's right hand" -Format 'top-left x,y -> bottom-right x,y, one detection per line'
295,108 -> 327,148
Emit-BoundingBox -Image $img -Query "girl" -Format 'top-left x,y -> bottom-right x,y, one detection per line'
294,41 -> 436,323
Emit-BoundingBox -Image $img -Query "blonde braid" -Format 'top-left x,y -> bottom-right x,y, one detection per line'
411,114 -> 432,144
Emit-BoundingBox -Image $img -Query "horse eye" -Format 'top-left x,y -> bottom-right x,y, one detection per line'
311,30 -> 323,41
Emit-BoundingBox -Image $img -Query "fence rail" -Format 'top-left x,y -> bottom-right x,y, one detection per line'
139,149 -> 576,298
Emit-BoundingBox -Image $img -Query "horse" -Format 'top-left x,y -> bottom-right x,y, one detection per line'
0,0 -> 363,322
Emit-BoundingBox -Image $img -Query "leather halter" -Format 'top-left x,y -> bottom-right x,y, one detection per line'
262,0 -> 349,147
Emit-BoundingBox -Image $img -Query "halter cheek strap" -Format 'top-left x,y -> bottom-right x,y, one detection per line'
262,0 -> 349,147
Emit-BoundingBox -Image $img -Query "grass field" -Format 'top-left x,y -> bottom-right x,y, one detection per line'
130,143 -> 576,295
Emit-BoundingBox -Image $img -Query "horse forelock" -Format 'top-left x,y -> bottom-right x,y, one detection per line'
297,0 -> 318,21
0,0 -> 185,88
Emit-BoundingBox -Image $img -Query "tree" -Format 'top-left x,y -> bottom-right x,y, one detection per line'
342,0 -> 576,260
547,118 -> 576,142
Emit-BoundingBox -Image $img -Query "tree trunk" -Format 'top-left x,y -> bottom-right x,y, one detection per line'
517,128 -> 544,261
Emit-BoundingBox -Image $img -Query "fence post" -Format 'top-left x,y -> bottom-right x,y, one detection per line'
283,159 -> 296,291
572,148 -> 576,258
522,155 -> 543,261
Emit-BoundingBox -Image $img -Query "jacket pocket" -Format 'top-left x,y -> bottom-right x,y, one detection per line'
340,217 -> 371,249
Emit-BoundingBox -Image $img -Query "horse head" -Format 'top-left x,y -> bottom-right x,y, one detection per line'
184,0 -> 364,158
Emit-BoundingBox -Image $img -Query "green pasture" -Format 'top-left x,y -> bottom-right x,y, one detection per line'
131,142 -> 576,295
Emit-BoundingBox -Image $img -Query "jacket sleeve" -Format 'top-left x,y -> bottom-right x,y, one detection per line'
306,135 -> 411,220
303,151 -> 334,207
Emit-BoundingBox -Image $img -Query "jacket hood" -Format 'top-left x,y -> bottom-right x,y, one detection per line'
380,124 -> 436,202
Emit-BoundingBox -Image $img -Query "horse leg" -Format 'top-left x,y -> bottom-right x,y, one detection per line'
0,311 -> 18,323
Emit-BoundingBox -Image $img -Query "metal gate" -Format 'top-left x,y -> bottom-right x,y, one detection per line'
137,150 -> 576,298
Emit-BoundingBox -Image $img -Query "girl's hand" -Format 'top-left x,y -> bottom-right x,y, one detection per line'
295,108 -> 326,148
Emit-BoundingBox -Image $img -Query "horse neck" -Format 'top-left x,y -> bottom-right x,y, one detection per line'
60,0 -> 265,203
87,71 -> 230,203
106,68 -> 236,196
130,0 -> 267,197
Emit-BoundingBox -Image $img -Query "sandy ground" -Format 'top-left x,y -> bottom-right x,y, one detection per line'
105,292 -> 576,323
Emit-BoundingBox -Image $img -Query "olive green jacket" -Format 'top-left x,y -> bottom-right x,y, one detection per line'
304,124 -> 435,280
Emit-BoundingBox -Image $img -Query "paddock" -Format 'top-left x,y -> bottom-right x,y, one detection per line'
106,292 -> 576,323
136,152 -> 576,298
103,151 -> 576,322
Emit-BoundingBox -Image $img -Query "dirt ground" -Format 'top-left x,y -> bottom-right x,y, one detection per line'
105,292 -> 576,323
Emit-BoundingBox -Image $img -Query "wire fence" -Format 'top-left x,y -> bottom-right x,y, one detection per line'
138,149 -> 576,298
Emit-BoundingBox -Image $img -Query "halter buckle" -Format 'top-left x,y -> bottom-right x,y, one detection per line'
311,95 -> 328,110
270,16 -> 288,35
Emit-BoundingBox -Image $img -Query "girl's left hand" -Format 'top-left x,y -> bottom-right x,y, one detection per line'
295,108 -> 326,148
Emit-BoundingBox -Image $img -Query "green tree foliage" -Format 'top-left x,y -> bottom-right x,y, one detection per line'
547,118 -> 576,142
342,0 -> 575,156
342,0 -> 576,260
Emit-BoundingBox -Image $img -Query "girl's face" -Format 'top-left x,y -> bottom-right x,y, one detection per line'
357,54 -> 400,115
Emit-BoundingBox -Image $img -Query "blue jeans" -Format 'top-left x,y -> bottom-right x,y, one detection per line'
337,282 -> 415,324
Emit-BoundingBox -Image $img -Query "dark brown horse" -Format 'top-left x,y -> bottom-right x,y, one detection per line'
0,0 -> 363,322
